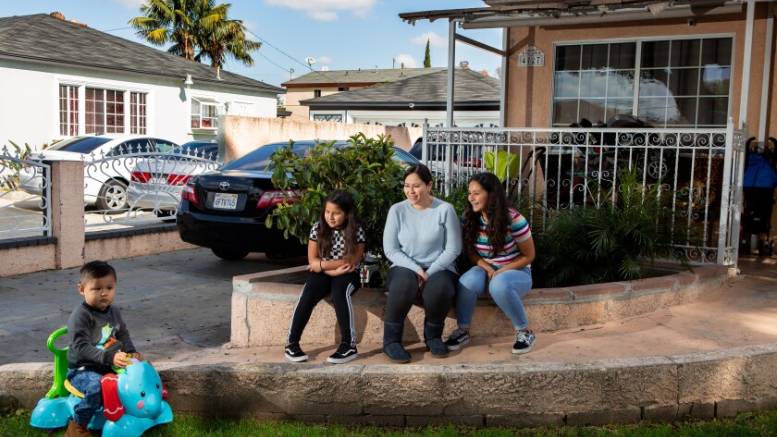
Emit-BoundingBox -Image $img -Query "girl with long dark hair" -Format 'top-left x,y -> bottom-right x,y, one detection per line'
445,172 -> 537,354
285,190 -> 366,364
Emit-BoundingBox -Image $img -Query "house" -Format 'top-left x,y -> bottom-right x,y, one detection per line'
400,0 -> 776,138
301,68 -> 500,128
400,0 -> 777,265
282,67 -> 443,120
0,12 -> 283,148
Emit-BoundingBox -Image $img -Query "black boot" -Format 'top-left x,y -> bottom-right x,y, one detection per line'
424,321 -> 449,357
383,321 -> 411,363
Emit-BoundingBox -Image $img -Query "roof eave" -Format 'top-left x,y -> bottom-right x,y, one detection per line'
0,50 -> 284,94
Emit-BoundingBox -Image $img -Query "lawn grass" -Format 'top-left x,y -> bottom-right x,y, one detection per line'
4,409 -> 777,436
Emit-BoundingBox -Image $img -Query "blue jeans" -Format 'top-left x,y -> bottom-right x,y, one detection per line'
67,368 -> 103,426
456,266 -> 533,330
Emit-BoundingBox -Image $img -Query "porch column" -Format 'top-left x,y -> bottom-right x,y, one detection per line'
446,19 -> 456,128
738,0 -> 755,130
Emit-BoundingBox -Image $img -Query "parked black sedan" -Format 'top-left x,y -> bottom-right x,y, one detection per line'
177,141 -> 422,260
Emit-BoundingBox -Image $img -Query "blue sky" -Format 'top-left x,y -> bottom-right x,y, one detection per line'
2,0 -> 503,87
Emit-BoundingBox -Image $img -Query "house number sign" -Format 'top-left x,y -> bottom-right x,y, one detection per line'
518,45 -> 544,67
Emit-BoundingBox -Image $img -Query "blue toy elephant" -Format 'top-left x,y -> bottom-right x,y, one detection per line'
30,327 -> 173,436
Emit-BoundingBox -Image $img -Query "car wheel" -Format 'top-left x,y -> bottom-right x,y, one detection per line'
96,179 -> 129,213
211,247 -> 250,261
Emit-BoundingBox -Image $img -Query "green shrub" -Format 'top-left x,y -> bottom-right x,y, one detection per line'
265,133 -> 405,261
532,169 -> 688,287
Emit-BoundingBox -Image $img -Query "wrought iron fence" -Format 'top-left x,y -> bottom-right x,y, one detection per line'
83,144 -> 221,231
422,121 -> 746,266
0,145 -> 51,239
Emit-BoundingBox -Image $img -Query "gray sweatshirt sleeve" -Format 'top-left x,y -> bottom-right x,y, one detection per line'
67,306 -> 110,367
113,308 -> 136,354
426,203 -> 463,276
383,203 -> 422,273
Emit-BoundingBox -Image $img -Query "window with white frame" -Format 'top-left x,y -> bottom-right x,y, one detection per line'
191,98 -> 219,129
129,92 -> 147,134
59,84 -> 79,136
85,87 -> 125,134
552,37 -> 732,127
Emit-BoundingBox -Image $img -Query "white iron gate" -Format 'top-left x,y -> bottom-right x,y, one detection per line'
422,121 -> 746,266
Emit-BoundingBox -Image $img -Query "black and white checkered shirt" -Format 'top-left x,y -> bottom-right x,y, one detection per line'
309,221 -> 367,260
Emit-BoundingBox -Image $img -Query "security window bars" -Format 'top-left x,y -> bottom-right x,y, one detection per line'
86,87 -> 125,134
553,38 -> 732,128
312,114 -> 343,122
130,92 -> 147,134
59,84 -> 79,136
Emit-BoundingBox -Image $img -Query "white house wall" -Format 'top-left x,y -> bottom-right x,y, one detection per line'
0,59 -> 277,149
308,109 -> 499,128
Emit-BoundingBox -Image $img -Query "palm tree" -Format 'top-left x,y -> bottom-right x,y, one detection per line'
129,0 -> 260,71
193,2 -> 260,70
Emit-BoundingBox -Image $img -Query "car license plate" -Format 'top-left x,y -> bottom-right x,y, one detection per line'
212,193 -> 238,210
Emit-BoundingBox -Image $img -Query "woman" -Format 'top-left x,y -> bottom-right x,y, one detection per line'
382,164 -> 462,362
445,172 -> 536,354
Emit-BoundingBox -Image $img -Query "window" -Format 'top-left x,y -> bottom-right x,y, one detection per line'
338,87 -> 349,91
59,85 -> 79,136
313,114 -> 343,122
86,87 -> 125,134
552,37 -> 732,127
191,98 -> 219,129
313,89 -> 322,98
130,92 -> 147,134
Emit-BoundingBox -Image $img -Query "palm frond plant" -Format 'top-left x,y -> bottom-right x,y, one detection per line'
532,169 -> 691,287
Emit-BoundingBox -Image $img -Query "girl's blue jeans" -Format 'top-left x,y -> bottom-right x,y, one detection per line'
455,266 -> 533,330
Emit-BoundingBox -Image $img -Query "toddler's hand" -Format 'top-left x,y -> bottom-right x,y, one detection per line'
128,352 -> 145,362
113,351 -> 131,367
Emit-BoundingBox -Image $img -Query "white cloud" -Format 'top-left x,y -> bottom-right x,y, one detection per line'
317,55 -> 333,65
114,0 -> 145,8
411,32 -> 447,48
265,0 -> 376,21
394,54 -> 418,69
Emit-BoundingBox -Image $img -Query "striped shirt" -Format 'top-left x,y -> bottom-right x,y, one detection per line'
473,208 -> 532,269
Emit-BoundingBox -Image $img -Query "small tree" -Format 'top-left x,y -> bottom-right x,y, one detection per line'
265,134 -> 405,260
423,38 -> 432,68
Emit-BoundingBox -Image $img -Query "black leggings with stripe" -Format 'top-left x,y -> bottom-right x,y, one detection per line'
287,271 -> 360,347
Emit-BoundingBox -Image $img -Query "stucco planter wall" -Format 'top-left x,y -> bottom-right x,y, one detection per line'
231,265 -> 730,347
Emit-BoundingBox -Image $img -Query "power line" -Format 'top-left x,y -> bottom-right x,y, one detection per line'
101,26 -> 133,33
244,28 -> 333,81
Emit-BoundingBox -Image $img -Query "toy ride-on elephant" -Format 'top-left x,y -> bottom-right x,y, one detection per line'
29,327 -> 173,436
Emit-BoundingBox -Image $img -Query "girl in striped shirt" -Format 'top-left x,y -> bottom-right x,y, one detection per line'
445,172 -> 537,354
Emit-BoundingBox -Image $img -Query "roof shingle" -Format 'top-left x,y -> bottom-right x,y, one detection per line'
0,13 -> 283,94
301,68 -> 499,110
282,67 -> 444,87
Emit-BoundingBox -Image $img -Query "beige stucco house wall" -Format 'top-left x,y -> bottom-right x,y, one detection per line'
503,3 -> 777,140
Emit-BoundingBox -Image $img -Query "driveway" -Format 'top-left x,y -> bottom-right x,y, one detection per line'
0,248 -> 304,364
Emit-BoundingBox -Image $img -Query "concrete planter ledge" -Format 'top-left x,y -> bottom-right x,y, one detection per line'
231,265 -> 730,347
2,342 -> 776,426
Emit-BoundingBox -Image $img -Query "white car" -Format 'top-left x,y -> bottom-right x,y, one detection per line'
20,135 -> 179,212
127,141 -> 221,214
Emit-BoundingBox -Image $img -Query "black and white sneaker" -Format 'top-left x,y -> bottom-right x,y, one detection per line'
284,343 -> 308,362
444,327 -> 471,351
512,329 -> 535,354
327,343 -> 358,364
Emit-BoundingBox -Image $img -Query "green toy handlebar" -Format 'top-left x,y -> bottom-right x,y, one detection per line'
45,326 -> 70,399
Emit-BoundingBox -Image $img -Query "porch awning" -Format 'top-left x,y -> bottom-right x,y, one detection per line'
399,1 -> 743,29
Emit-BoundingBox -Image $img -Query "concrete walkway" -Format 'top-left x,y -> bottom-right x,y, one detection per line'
0,248 -> 302,365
